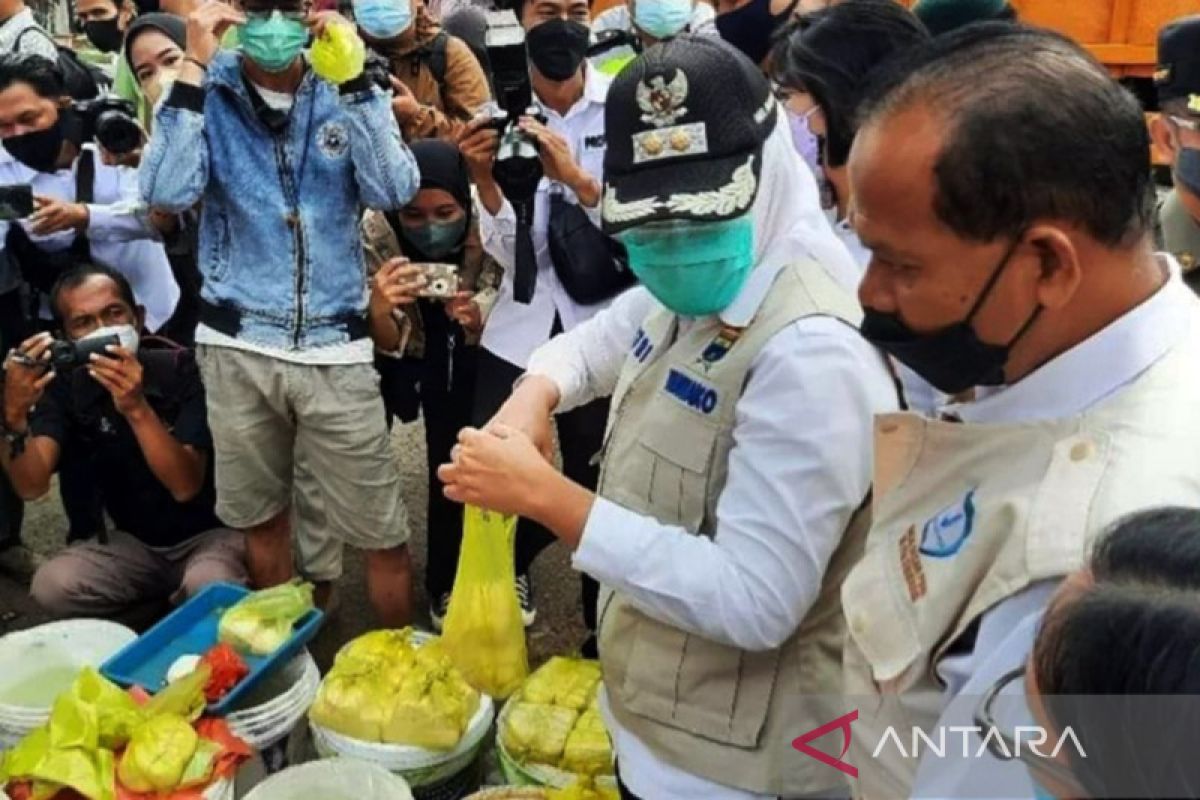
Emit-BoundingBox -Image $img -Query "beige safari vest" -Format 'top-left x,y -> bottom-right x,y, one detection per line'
842,326 -> 1200,799
596,260 -> 874,796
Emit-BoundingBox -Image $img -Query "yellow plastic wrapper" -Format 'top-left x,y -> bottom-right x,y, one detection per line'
521,657 -> 601,711
560,709 -> 613,776
309,19 -> 365,85
1,725 -> 116,800
441,506 -> 529,699
547,776 -> 619,800
73,667 -> 143,749
143,663 -> 210,722
219,581 -> 314,656
309,665 -> 395,742
501,702 -> 578,766
117,714 -> 199,793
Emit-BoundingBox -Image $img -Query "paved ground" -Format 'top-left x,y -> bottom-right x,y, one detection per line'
0,416 -> 590,673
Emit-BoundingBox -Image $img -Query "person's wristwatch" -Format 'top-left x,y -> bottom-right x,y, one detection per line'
0,420 -> 28,459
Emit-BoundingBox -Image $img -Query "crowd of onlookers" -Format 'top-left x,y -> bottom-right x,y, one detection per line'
2,0 -> 1200,796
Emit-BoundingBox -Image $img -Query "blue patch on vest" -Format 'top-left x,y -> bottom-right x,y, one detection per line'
664,368 -> 719,414
919,489 -> 976,558
631,328 -> 653,363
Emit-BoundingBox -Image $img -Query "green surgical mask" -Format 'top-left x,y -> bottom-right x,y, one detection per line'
400,217 -> 468,259
618,216 -> 755,316
239,11 -> 309,73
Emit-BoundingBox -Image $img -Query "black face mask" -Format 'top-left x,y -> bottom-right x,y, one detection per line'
860,235 -> 1042,396
84,17 -> 124,53
526,18 -> 590,82
4,118 -> 66,173
715,0 -> 796,65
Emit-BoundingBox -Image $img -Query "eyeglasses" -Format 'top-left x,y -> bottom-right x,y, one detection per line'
973,666 -> 1083,793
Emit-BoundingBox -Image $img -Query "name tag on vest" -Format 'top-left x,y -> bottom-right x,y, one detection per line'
664,368 -> 719,415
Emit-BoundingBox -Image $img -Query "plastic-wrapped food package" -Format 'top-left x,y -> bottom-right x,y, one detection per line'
501,703 -> 579,766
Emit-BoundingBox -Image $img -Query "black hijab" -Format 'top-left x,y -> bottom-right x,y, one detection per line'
123,13 -> 187,73
394,138 -> 473,261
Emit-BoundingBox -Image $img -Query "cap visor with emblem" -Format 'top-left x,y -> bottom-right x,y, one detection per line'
601,35 -> 777,235
1156,14 -> 1200,112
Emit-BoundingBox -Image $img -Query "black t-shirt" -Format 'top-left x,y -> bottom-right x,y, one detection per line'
28,345 -> 222,549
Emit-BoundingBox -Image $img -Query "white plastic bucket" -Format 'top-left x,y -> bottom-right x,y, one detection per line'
0,620 -> 135,734
242,758 -> 414,800
227,650 -> 319,751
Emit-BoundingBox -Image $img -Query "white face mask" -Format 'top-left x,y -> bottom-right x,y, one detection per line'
81,323 -> 140,355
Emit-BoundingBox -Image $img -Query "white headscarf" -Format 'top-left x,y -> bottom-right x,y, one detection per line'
750,105 -> 862,294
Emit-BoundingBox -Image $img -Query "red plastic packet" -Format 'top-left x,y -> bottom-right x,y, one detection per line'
199,644 -> 249,703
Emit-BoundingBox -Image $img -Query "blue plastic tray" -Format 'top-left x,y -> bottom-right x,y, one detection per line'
100,582 -> 324,715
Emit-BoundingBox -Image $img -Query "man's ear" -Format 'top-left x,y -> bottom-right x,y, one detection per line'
1151,114 -> 1179,167
1025,224 -> 1082,312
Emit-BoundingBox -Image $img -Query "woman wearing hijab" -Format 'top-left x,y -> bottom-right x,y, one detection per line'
440,37 -> 897,800
119,12 -> 187,127
340,139 -> 499,626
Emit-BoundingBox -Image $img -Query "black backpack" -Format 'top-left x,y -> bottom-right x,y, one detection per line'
15,27 -> 109,100
407,30 -> 449,89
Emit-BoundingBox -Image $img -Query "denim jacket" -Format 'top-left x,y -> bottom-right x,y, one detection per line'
140,52 -> 419,350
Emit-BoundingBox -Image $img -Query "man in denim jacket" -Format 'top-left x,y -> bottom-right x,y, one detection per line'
140,0 -> 420,623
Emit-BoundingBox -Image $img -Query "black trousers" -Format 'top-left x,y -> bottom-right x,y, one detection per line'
377,304 -> 479,600
466,344 -> 608,634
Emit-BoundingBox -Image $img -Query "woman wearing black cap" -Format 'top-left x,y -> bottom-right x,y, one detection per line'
308,138 -> 499,627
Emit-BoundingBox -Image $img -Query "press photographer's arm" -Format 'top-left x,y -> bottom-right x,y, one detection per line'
1,333 -> 60,500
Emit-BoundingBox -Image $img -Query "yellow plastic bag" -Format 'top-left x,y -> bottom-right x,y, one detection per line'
0,726 -> 116,800
309,19 -> 366,85
561,708 -> 613,776
117,714 -> 199,793
218,582 -> 314,656
547,776 -> 619,800
73,668 -> 143,750
441,506 -> 529,699
501,702 -> 578,765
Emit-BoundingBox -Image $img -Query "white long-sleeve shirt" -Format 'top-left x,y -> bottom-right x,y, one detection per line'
478,67 -> 613,370
526,262 -> 899,799
912,258 -> 1199,799
0,145 -> 179,331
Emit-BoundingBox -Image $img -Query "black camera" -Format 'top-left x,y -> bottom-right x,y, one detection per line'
363,49 -> 394,93
73,97 -> 141,156
48,333 -> 119,370
483,11 -> 544,206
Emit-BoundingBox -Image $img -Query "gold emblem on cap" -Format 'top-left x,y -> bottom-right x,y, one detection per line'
1155,66 -> 1171,84
632,123 -> 709,165
642,132 -> 664,156
637,72 -> 689,128
1180,252 -> 1197,272
669,129 -> 692,152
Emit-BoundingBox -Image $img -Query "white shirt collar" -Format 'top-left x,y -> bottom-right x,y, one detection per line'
942,257 -> 1198,424
718,259 -> 786,328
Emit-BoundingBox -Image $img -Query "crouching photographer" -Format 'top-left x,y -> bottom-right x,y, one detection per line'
0,264 -> 246,621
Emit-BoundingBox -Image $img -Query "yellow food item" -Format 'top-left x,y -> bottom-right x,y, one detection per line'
117,714 -> 198,793
501,702 -> 579,766
309,665 -> 394,742
312,628 -> 479,749
218,582 -> 314,656
520,658 -> 601,711
560,708 -> 612,776
547,776 -> 618,800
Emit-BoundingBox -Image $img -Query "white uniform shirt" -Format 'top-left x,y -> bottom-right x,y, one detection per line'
912,259 -> 1199,799
0,145 -> 179,331
478,66 -> 613,370
526,260 -> 900,799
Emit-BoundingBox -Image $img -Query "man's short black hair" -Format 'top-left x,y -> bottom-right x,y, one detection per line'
50,264 -> 138,324
0,52 -> 65,100
858,23 -> 1155,248
770,0 -> 929,168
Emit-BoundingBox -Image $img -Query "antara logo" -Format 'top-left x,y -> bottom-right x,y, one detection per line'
792,710 -> 859,778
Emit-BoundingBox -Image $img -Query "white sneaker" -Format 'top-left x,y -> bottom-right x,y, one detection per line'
515,573 -> 536,627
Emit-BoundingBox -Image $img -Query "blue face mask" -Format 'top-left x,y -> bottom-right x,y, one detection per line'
618,216 -> 754,317
353,0 -> 412,40
401,217 -> 468,259
239,11 -> 309,73
633,0 -> 692,39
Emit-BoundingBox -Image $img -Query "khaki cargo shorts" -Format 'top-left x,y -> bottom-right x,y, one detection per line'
197,345 -> 409,552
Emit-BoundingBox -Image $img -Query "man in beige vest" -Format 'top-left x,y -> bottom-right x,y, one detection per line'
439,36 -> 898,799
843,25 -> 1200,798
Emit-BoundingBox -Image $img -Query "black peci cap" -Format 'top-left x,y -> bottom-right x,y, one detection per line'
1156,14 -> 1200,113
601,35 -> 776,235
